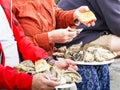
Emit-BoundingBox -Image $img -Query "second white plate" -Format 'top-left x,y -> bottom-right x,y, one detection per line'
76,59 -> 114,65
55,83 -> 76,89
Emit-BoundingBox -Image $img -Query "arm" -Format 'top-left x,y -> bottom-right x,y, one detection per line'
0,65 -> 32,89
55,1 -> 95,29
11,17 -> 49,63
54,3 -> 76,28
12,0 -> 53,52
4,3 -> 49,63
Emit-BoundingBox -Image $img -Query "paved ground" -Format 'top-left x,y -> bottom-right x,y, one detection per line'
110,58 -> 120,90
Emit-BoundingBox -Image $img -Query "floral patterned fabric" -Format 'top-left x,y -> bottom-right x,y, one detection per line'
76,65 -> 110,90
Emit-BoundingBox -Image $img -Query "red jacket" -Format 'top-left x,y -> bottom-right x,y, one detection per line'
0,0 -> 49,89
12,0 -> 75,55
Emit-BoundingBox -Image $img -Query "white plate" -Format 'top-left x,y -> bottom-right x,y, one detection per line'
76,59 -> 114,65
55,83 -> 75,89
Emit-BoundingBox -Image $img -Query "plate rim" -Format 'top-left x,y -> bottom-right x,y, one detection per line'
55,82 -> 75,89
75,59 -> 114,65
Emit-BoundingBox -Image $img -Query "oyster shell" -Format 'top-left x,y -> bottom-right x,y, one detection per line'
85,46 -> 117,62
72,51 -> 84,61
58,46 -> 67,53
35,59 -> 50,73
83,51 -> 94,62
20,60 -> 34,68
53,42 -> 83,61
68,27 -> 83,35
67,42 -> 82,55
53,44 -> 117,62
52,52 -> 64,57
14,59 -> 82,84
14,60 -> 35,74
63,71 -> 82,83
64,51 -> 72,59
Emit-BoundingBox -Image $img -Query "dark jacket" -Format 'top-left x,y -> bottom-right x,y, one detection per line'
57,0 -> 120,47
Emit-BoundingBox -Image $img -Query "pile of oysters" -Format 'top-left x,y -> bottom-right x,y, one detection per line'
14,59 -> 82,84
53,42 -> 117,62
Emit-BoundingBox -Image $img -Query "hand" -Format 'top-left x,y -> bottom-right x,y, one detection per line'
73,6 -> 96,27
48,27 -> 77,43
54,58 -> 78,71
32,73 -> 59,90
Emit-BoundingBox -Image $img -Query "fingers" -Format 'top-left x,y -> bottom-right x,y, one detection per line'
68,65 -> 78,71
91,22 -> 96,26
62,27 -> 77,42
83,19 -> 96,27
78,6 -> 90,13
66,38 -> 73,43
65,59 -> 78,71
74,6 -> 96,27
43,74 -> 59,87
67,27 -> 77,35
65,59 -> 77,65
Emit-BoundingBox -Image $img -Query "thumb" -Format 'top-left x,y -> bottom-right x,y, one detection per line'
77,6 -> 90,13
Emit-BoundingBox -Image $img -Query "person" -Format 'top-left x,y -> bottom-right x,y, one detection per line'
58,0 -> 120,90
12,0 -> 96,56
0,0 -> 78,89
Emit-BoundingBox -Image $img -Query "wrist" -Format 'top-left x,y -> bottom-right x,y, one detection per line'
48,32 -> 54,43
45,56 -> 57,66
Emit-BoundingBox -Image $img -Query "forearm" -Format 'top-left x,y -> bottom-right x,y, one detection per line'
0,65 -> 32,89
55,4 -> 75,28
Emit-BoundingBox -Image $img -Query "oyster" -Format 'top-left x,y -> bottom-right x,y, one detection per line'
54,44 -> 117,62
85,46 -> 117,62
14,59 -> 82,84
64,51 -> 72,59
20,60 -> 34,68
67,42 -> 82,55
58,46 -> 67,53
53,42 -> 83,61
83,51 -> 94,62
63,71 -> 82,83
52,52 -> 64,57
68,27 -> 83,35
72,51 -> 84,61
35,59 -> 50,73
14,60 -> 35,74
49,66 -> 61,81
93,46 -> 117,62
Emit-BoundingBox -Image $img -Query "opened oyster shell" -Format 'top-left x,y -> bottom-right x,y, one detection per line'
53,42 -> 83,60
53,44 -> 117,62
67,26 -> 83,35
63,71 -> 82,83
84,46 -> 117,62
14,59 -> 82,84
14,60 -> 35,74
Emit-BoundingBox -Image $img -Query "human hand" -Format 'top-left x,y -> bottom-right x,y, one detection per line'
54,58 -> 78,71
32,73 -> 59,90
73,6 -> 96,27
48,27 -> 77,43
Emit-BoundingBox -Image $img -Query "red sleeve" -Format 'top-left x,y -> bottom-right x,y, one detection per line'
0,65 -> 32,89
12,17 -> 49,62
3,0 -> 49,63
54,4 -> 75,28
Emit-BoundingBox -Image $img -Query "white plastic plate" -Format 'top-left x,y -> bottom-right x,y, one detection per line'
76,59 -> 114,65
